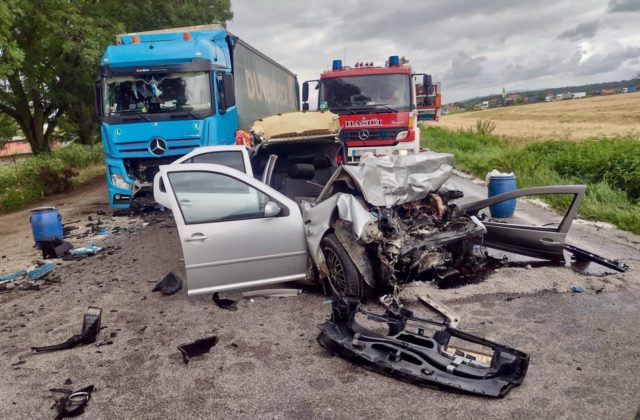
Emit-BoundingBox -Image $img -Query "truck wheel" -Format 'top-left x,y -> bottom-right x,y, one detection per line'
321,233 -> 366,299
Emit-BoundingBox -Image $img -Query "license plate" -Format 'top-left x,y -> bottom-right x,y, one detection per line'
351,149 -> 375,157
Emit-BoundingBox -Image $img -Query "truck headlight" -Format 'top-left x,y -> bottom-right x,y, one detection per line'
111,173 -> 132,190
396,130 -> 409,140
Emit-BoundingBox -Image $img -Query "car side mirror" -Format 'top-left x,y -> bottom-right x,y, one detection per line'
302,81 -> 309,102
264,201 -> 281,217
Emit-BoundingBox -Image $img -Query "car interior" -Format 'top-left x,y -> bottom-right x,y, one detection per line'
252,138 -> 342,204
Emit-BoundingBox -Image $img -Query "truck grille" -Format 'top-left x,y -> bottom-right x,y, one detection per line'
340,128 -> 403,141
113,137 -> 201,158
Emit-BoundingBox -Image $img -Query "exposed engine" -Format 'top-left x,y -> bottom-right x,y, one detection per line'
373,190 -> 487,286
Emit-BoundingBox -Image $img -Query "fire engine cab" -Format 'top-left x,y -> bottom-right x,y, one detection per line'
302,56 -> 440,161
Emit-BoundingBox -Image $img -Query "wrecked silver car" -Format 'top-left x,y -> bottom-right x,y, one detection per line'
152,111 -> 588,298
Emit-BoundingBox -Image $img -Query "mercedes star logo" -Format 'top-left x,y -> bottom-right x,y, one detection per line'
149,137 -> 167,156
358,129 -> 370,140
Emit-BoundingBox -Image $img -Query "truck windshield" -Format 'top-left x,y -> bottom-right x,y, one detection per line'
103,71 -> 211,116
321,74 -> 410,111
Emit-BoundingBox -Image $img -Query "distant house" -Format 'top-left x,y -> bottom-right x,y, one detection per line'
545,94 -> 555,102
0,138 -> 31,157
0,138 -> 62,157
601,88 -> 617,95
503,94 -> 519,106
572,92 -> 586,99
622,86 -> 637,93
556,92 -> 573,100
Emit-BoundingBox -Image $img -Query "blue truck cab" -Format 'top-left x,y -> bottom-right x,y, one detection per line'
95,25 -> 299,208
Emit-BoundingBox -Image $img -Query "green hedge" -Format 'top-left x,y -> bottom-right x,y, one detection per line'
0,144 -> 104,212
421,126 -> 640,234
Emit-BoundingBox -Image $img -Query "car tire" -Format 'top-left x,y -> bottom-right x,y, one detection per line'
321,233 -> 367,300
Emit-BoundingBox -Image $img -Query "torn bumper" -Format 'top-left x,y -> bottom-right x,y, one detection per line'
317,298 -> 529,397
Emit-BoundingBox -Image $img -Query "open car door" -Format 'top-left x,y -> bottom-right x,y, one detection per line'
154,163 -> 308,295
459,185 -> 586,261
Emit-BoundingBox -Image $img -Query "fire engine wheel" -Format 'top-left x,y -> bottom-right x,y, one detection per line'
321,233 -> 366,300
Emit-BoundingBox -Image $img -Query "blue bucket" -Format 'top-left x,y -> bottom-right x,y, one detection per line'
30,207 -> 63,243
488,175 -> 516,218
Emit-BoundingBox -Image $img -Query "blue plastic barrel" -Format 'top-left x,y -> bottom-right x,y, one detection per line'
30,207 -> 63,243
488,175 -> 516,218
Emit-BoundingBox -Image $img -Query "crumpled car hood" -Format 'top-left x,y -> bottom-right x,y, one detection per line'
320,151 -> 454,207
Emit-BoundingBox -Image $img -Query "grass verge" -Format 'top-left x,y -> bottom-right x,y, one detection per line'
0,144 -> 104,212
421,126 -> 640,234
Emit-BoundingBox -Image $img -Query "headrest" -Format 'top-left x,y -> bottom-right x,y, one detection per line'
288,163 -> 315,180
313,156 -> 331,169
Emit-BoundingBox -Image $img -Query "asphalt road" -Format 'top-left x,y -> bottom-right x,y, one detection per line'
1,175 -> 639,419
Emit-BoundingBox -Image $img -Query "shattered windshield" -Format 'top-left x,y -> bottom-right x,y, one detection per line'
103,72 -> 212,116
321,74 -> 410,111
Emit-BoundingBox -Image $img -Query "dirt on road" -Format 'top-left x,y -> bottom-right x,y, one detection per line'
1,177 -> 640,419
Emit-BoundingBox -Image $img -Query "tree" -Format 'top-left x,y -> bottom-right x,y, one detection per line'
0,113 -> 19,150
0,1 -> 83,153
0,0 -> 232,153
62,0 -> 233,145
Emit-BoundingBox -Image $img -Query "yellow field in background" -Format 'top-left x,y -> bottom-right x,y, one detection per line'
440,91 -> 640,142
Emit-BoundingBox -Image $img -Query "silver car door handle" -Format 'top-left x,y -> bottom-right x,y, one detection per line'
539,238 -> 561,246
180,199 -> 192,207
185,233 -> 208,242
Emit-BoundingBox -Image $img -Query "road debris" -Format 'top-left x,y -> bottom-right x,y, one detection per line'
1,262 -> 57,285
212,292 -> 237,311
67,244 -> 102,257
95,339 -> 113,347
418,294 -> 460,328
40,238 -> 74,259
151,272 -> 182,296
564,244 -> 628,273
49,384 -> 95,420
177,336 -> 218,364
241,288 -> 302,298
570,285 -> 585,294
317,298 -> 530,397
32,307 -> 102,353
26,262 -> 56,279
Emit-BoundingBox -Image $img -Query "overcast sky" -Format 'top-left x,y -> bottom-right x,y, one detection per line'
227,0 -> 640,103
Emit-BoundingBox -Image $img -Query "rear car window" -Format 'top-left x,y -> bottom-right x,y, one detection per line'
186,151 -> 245,173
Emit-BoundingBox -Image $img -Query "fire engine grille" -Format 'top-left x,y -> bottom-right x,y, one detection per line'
340,128 -> 404,141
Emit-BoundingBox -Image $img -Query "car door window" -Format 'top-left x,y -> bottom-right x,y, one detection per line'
185,151 -> 246,173
167,171 -> 269,224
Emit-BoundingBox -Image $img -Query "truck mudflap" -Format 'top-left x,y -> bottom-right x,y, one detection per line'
317,298 -> 529,397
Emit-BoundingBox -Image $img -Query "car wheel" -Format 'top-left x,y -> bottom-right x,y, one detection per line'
321,233 -> 366,299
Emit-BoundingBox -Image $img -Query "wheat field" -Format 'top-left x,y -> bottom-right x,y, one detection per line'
440,91 -> 640,142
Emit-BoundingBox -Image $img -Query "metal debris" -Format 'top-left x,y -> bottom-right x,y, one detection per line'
49,384 -> 95,420
212,292 -> 237,311
32,307 -> 102,353
151,272 -> 182,296
177,336 -> 218,364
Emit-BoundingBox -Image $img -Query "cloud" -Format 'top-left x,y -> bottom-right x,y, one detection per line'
444,52 -> 487,84
576,42 -> 640,75
227,0 -> 640,102
608,0 -> 640,12
558,21 -> 599,40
